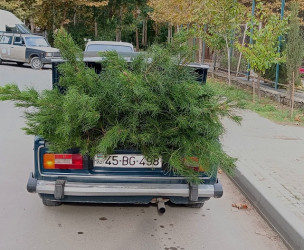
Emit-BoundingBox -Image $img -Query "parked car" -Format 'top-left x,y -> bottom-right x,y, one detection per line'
26,53 -> 220,212
0,33 -> 60,69
85,41 -> 135,53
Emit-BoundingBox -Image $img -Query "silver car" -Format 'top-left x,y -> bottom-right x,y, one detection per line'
0,33 -> 60,69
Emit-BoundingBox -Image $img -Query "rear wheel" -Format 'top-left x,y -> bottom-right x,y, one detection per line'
30,57 -> 43,70
42,198 -> 62,206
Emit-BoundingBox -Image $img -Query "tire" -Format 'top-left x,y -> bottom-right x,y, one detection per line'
17,62 -> 24,66
188,202 -> 204,208
42,198 -> 62,206
30,57 -> 43,70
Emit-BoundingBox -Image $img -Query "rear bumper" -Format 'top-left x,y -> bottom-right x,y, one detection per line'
41,57 -> 61,64
27,173 -> 223,200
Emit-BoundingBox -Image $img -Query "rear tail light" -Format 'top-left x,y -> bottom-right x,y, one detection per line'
43,154 -> 83,169
184,157 -> 205,172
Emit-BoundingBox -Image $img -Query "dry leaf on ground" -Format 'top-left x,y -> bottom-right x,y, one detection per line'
232,203 -> 248,209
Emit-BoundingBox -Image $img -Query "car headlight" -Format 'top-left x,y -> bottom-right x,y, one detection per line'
45,52 -> 53,57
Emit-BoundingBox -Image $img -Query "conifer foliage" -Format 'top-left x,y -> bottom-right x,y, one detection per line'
0,29 -> 240,182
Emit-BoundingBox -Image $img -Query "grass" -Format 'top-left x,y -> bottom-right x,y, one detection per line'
208,79 -> 304,127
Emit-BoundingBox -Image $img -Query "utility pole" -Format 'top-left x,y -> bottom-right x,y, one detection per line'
247,0 -> 255,81
275,0 -> 285,90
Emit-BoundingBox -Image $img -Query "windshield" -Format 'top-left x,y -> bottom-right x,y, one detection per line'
25,37 -> 49,47
86,44 -> 133,52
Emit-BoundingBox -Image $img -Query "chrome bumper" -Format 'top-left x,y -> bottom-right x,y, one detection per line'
27,173 -> 223,199
42,57 -> 61,64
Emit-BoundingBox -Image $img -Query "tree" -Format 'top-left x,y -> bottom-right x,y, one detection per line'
0,0 -> 40,32
206,0 -> 245,86
236,3 -> 288,101
0,29 -> 240,182
286,2 -> 304,116
0,0 -> 108,35
148,0 -> 208,44
200,27 -> 225,78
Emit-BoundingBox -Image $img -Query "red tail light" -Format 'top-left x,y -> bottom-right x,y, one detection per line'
184,157 -> 205,172
43,154 -> 83,169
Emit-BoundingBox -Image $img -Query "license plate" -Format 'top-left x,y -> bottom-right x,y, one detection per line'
94,154 -> 162,168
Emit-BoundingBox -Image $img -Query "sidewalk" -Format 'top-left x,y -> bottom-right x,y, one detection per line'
221,109 -> 304,249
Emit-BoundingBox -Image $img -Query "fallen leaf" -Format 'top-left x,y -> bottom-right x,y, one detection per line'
240,204 -> 248,209
294,114 -> 304,122
232,203 -> 248,209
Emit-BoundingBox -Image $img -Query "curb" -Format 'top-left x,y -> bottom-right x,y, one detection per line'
230,168 -> 304,250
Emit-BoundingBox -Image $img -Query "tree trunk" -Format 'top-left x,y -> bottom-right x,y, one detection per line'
134,7 -> 139,51
30,17 -> 35,33
94,20 -> 98,38
155,23 -> 159,37
257,74 -> 261,100
251,70 -> 256,103
237,23 -> 247,77
291,71 -> 295,117
52,6 -> 55,33
225,38 -> 231,85
198,38 -> 202,63
145,19 -> 148,46
116,6 -> 123,42
167,23 -> 172,43
142,18 -> 145,46
73,10 -> 77,26
60,5 -> 67,28
135,27 -> 139,51
116,28 -> 121,41
212,52 -> 217,78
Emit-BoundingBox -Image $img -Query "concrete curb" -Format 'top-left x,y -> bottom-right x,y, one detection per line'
231,168 -> 304,250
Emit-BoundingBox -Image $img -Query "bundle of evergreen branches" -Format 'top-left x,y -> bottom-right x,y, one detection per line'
0,29 -> 240,183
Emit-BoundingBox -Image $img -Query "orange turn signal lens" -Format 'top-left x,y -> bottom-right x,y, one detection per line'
43,153 -> 83,169
43,154 -> 55,169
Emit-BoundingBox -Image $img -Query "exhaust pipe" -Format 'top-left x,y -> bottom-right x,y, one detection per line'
151,198 -> 169,214
157,200 -> 166,214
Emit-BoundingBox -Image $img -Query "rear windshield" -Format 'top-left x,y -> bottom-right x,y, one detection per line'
86,44 -> 133,53
25,37 -> 49,47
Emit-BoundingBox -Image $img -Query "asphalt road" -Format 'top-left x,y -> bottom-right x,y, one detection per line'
0,63 -> 286,250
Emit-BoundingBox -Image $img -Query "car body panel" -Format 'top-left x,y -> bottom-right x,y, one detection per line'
10,46 -> 26,62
